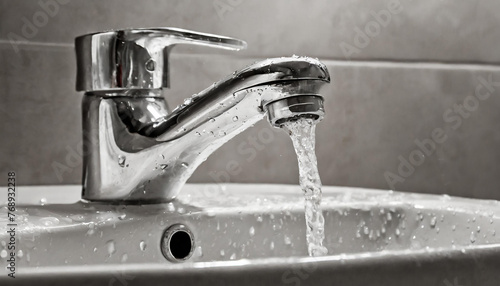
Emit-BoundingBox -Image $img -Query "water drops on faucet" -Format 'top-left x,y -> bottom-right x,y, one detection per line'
118,155 -> 126,167
106,240 -> 116,256
249,226 -> 255,237
145,59 -> 155,72
139,240 -> 147,251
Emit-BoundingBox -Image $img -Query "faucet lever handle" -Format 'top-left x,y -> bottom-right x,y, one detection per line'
75,27 -> 247,92
137,27 -> 247,51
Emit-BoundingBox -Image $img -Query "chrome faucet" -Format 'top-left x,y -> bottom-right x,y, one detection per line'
75,28 -> 330,203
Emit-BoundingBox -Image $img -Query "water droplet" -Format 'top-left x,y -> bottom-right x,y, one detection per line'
220,250 -> 225,256
121,254 -> 128,262
232,116 -> 239,122
0,250 -> 7,258
194,246 -> 203,257
145,59 -> 155,71
93,247 -> 97,252
452,225 -> 456,231
167,202 -> 175,212
470,232 -> 476,243
430,216 -> 437,228
181,162 -> 189,168
270,241 -> 275,250
106,240 -> 116,255
40,217 -> 60,226
230,253 -> 236,260
395,228 -> 401,236
39,198 -> 47,205
249,226 -> 255,237
417,213 -> 424,221
210,118 -> 216,123
284,236 -> 291,245
218,131 -> 226,136
386,212 -> 392,221
118,214 -> 126,220
139,241 -> 147,251
118,155 -> 126,167
183,98 -> 193,105
369,230 -> 375,240
363,226 -> 369,235
160,164 -> 168,170
256,216 -> 263,222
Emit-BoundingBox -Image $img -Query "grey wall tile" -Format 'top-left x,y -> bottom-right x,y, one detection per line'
315,62 -> 500,200
1,0 -> 500,63
0,44 -> 82,185
2,43 -> 500,200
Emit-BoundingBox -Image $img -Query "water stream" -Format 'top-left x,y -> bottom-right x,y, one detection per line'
282,117 -> 328,257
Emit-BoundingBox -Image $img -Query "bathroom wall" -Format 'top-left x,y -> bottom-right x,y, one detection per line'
1,0 -> 500,199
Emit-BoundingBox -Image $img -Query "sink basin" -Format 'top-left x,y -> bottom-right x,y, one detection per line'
1,184 -> 499,285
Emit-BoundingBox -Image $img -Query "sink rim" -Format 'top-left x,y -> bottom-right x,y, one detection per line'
1,183 -> 500,207
5,244 -> 500,283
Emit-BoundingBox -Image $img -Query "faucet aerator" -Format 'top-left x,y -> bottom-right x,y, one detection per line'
265,95 -> 325,128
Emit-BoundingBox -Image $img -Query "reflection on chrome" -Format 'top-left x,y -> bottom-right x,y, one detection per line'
75,27 -> 330,203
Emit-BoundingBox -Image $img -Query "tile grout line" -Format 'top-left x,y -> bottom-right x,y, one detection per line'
2,40 -> 500,71
0,40 -> 73,49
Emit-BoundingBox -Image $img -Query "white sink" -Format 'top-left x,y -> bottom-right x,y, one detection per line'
1,184 -> 499,285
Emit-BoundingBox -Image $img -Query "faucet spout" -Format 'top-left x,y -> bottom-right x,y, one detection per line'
154,57 -> 330,141
81,57 -> 330,203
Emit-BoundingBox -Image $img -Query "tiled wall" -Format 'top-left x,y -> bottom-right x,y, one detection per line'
1,0 -> 499,199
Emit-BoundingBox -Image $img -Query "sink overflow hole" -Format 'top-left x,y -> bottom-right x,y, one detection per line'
170,231 -> 192,259
161,224 -> 194,262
